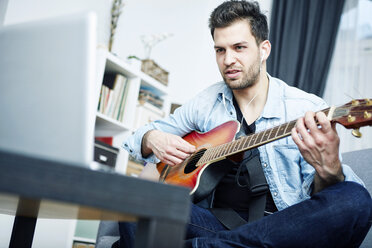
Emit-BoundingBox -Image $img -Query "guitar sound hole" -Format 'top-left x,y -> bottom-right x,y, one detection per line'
184,149 -> 206,174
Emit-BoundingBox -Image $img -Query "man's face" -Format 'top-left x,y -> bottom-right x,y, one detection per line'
213,20 -> 262,89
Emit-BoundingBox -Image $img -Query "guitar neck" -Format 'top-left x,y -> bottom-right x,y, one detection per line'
197,107 -> 331,165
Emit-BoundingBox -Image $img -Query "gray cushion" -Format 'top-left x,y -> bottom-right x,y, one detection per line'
95,221 -> 120,248
342,148 -> 372,194
342,148 -> 372,248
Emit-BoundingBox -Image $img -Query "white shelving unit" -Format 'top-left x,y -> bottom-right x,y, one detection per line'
71,48 -> 171,247
94,49 -> 170,173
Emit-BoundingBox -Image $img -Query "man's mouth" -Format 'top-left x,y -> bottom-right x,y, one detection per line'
225,69 -> 241,79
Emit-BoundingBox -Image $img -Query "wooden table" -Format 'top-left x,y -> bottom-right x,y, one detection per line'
0,150 -> 191,248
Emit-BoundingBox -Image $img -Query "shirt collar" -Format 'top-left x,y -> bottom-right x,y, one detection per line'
217,82 -> 234,104
261,74 -> 282,119
216,74 -> 283,119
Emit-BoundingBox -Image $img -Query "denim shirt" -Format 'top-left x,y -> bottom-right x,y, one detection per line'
123,74 -> 363,211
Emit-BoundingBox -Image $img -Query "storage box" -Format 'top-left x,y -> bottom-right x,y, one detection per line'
141,59 -> 169,86
94,140 -> 119,168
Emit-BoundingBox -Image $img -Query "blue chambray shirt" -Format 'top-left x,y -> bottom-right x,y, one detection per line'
123,74 -> 363,211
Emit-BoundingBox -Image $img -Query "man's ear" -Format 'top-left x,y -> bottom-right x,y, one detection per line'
260,40 -> 271,62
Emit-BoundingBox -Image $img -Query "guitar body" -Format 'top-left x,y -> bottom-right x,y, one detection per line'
156,120 -> 239,201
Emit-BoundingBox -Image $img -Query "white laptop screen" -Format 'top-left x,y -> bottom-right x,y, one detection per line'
0,12 -> 97,167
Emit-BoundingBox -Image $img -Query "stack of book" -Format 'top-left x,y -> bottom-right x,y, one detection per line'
133,101 -> 165,130
126,156 -> 145,177
138,87 -> 163,109
72,242 -> 94,248
97,73 -> 130,122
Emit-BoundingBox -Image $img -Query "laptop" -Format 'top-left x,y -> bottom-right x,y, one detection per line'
0,12 -> 98,167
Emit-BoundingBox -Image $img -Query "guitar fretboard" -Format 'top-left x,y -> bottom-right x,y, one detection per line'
196,108 -> 331,166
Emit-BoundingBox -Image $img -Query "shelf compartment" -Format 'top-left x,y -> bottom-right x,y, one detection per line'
95,112 -> 130,133
105,52 -> 169,97
105,52 -> 139,79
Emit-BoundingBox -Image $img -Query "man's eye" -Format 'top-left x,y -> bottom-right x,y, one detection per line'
236,46 -> 244,50
215,48 -> 224,53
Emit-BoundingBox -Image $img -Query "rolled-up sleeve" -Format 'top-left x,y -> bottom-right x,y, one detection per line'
122,96 -> 199,163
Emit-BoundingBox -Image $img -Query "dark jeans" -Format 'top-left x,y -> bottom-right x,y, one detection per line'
118,182 -> 372,248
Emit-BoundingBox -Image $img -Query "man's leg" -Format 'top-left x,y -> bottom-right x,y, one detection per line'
185,182 -> 372,248
186,204 -> 227,239
118,222 -> 136,248
118,203 -> 227,248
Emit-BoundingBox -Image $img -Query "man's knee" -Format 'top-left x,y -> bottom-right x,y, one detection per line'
325,182 -> 372,222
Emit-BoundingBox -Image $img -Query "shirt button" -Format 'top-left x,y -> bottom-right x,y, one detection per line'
273,192 -> 278,197
230,111 -> 233,115
263,163 -> 267,168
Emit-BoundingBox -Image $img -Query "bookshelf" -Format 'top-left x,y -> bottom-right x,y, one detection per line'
71,48 -> 171,246
95,48 -> 170,172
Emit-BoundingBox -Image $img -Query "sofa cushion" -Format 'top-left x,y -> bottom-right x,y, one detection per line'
342,148 -> 372,248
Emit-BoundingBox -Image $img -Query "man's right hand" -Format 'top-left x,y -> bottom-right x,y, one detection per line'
141,130 -> 196,166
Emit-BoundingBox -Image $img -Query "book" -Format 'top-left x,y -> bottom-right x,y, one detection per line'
98,73 -> 117,115
127,156 -> 145,177
110,75 -> 125,118
133,101 -> 165,130
97,73 -> 130,123
113,74 -> 129,121
98,85 -> 110,113
102,73 -> 117,89
118,77 -> 130,122
95,136 -> 113,146
97,73 -> 131,122
73,243 -> 94,248
103,86 -> 112,114
138,86 -> 163,109
106,74 -> 126,118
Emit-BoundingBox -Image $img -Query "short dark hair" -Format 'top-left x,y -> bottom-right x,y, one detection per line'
208,0 -> 268,44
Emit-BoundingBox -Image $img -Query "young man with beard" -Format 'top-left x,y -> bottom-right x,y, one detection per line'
119,1 -> 372,247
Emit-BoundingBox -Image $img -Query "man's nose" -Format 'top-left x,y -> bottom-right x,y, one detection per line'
224,50 -> 236,66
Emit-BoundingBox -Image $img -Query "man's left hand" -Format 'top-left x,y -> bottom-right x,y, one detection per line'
291,111 -> 345,193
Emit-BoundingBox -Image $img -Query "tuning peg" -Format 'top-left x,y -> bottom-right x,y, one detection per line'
365,111 -> 372,119
352,100 -> 359,106
352,128 -> 362,138
347,115 -> 356,122
366,99 -> 372,106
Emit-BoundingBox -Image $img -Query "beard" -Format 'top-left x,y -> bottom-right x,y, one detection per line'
223,53 -> 262,90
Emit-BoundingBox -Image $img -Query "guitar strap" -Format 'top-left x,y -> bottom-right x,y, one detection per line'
246,154 -> 269,223
209,95 -> 269,229
209,207 -> 247,230
209,154 -> 269,229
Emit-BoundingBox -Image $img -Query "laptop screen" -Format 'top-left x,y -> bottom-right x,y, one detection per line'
0,12 -> 97,167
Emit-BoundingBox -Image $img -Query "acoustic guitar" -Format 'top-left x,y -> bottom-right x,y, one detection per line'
153,99 -> 372,201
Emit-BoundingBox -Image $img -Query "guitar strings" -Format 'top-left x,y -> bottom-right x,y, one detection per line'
186,105 -> 370,166
189,110 -> 348,166
180,104 -> 368,168
191,126 -> 275,166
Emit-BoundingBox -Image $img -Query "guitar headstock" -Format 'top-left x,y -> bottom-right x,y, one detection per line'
331,99 -> 372,137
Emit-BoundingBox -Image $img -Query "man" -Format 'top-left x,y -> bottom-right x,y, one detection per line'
119,1 -> 372,247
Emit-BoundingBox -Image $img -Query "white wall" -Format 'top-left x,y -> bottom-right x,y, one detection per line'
4,0 -> 112,45
4,0 -> 272,106
111,0 -> 272,105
